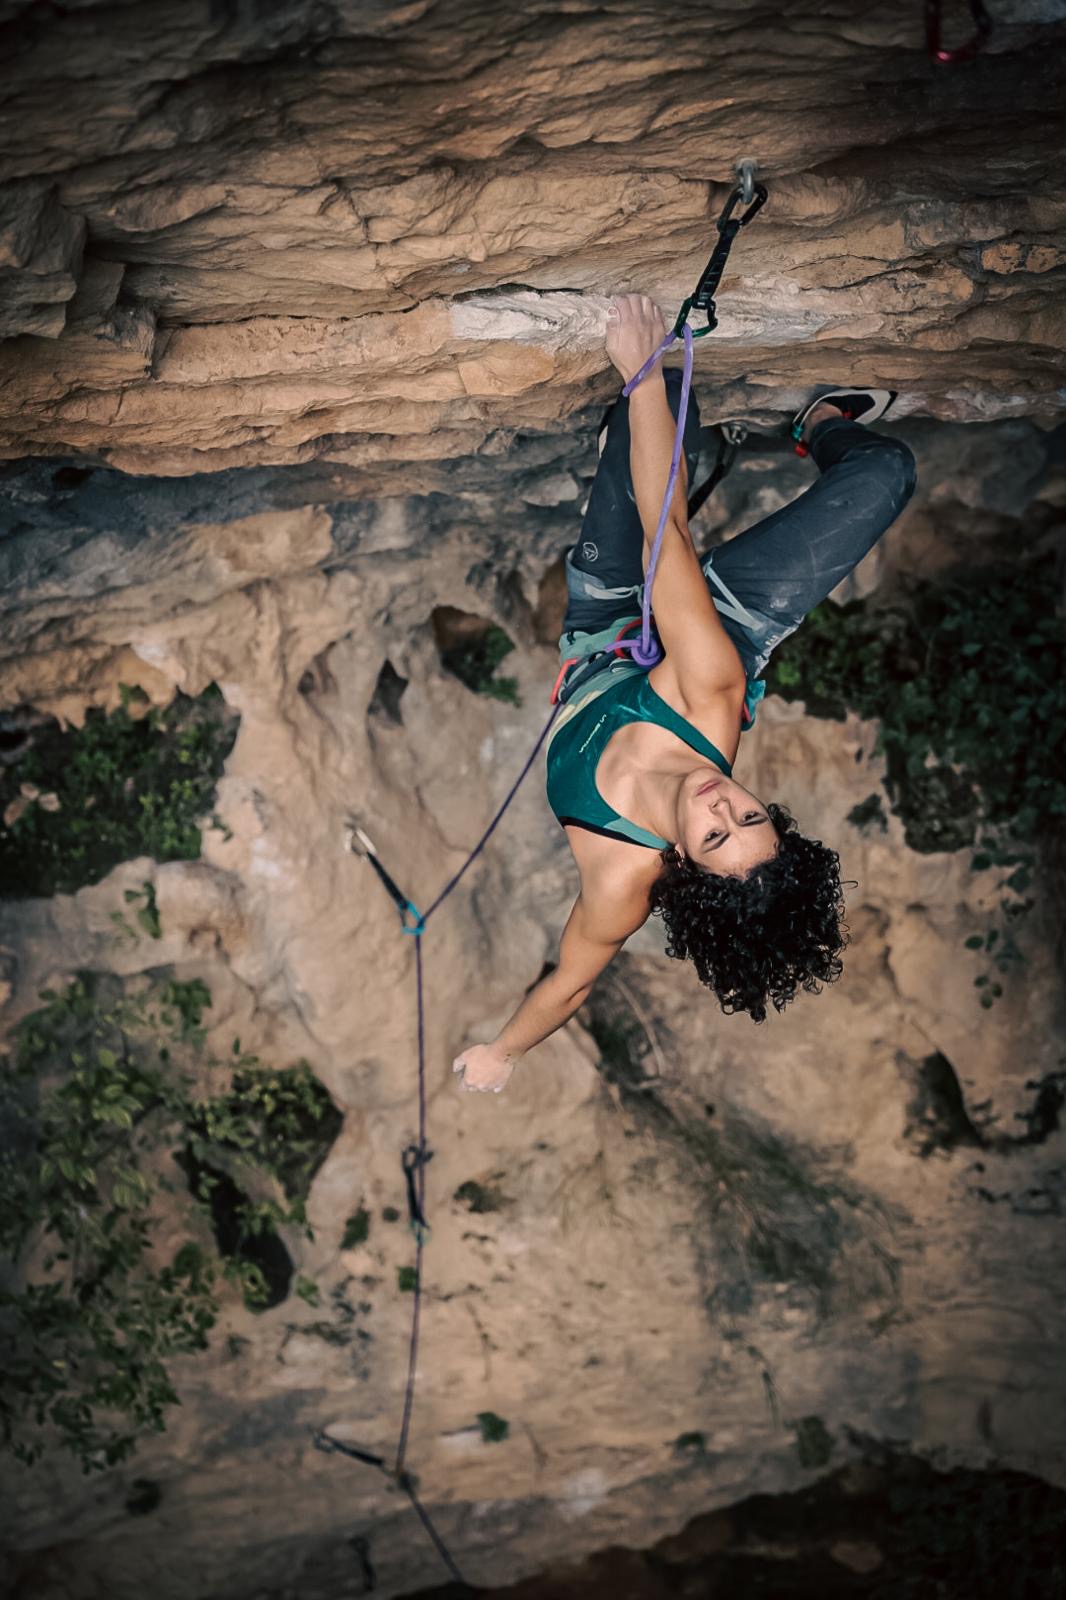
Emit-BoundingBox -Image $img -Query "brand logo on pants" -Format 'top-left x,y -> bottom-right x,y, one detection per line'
581,542 -> 599,563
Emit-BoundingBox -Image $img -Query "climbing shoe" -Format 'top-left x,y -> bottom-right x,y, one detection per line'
790,388 -> 896,456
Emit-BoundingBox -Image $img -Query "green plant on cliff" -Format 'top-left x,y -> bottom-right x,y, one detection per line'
0,684 -> 239,899
0,973 -> 340,1473
766,556 -> 1066,1000
439,623 -> 521,706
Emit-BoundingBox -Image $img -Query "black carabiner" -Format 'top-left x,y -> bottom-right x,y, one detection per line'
714,182 -> 769,236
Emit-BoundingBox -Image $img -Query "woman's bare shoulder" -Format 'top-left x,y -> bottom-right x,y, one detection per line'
564,825 -> 659,936
647,660 -> 744,765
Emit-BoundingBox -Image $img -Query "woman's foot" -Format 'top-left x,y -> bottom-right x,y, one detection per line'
803,400 -> 844,441
790,388 -> 897,456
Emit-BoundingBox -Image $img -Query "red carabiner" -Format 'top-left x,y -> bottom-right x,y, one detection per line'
925,0 -> 992,63
612,618 -> 644,659
550,657 -> 578,705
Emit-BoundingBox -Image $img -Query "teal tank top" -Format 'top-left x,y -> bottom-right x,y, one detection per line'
545,665 -> 732,851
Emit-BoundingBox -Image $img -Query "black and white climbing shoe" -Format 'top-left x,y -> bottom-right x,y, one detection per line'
790,388 -> 896,456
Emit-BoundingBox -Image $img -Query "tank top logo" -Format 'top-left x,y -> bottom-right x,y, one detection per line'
578,713 -> 607,754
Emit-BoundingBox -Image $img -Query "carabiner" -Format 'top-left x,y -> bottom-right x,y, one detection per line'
716,181 -> 769,234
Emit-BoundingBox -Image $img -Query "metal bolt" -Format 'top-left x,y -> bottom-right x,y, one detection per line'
735,158 -> 758,206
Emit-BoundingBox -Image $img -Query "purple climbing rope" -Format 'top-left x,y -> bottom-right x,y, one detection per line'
329,321 -> 698,1586
329,199 -> 761,1577
324,706 -> 562,1590
617,320 -> 696,667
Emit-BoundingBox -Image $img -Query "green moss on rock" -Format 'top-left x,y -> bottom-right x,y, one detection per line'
0,685 -> 238,898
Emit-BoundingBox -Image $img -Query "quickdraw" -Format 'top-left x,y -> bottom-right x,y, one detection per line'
674,170 -> 768,339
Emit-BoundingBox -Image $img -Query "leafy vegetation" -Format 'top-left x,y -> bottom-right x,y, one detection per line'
0,972 -> 340,1473
453,1178 -> 505,1214
767,557 -> 1066,1001
846,793 -> 888,834
476,1411 -> 509,1443
341,1206 -> 370,1248
439,622 -> 521,706
766,558 -> 1065,861
0,684 -> 238,898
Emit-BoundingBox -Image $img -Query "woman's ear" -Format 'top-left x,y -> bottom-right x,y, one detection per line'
674,843 -> 685,863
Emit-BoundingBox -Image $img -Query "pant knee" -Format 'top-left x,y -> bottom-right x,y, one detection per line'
873,437 -> 918,509
836,434 -> 917,514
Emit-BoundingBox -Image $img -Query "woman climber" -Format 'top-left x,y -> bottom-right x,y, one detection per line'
454,293 -> 916,1094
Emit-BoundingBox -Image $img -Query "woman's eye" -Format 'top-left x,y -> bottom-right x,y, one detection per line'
744,812 -> 760,821
704,831 -> 721,843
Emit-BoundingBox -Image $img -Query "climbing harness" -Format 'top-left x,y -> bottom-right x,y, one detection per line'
925,0 -> 992,62
318,164 -> 768,1586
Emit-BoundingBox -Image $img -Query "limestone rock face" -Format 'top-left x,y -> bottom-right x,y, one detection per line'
0,3 -> 1065,1599
1,0 -> 1065,472
0,179 -> 86,339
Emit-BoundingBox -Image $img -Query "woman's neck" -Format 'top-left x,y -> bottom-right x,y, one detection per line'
629,761 -> 686,846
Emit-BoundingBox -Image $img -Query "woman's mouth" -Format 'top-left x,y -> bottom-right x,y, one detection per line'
696,779 -> 721,796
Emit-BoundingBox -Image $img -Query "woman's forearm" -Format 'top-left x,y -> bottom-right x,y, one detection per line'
494,968 -> 592,1059
628,374 -> 691,563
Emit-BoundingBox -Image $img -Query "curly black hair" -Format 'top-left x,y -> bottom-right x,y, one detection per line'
648,804 -> 848,1023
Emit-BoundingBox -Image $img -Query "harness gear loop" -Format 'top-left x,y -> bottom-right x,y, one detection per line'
551,656 -> 579,705
925,0 -> 991,62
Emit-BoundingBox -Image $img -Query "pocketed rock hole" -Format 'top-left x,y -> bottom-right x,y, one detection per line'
431,607 -> 520,704
176,1148 -> 295,1311
367,658 -> 409,725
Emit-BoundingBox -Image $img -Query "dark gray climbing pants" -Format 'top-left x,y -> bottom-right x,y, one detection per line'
563,369 -> 918,678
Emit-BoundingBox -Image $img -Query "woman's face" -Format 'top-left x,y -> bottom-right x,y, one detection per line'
675,771 -> 778,877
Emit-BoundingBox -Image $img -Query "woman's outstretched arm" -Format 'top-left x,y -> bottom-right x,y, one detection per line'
453,878 -> 646,1092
